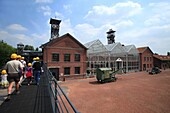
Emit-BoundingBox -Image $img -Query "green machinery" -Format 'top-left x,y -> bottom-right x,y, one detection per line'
96,68 -> 120,83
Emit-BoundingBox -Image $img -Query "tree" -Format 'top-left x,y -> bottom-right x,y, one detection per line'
167,52 -> 170,56
24,45 -> 34,51
0,40 -> 16,68
35,47 -> 39,51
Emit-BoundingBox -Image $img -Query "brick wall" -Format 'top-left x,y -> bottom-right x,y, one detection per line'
140,48 -> 153,71
42,34 -> 87,78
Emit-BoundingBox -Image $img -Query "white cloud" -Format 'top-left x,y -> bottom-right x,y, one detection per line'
115,20 -> 133,29
74,23 -> 102,43
144,15 -> 161,26
116,23 -> 170,55
114,1 -> 142,16
77,1 -> 169,55
31,33 -> 49,46
0,30 -> 32,47
149,2 -> 170,11
39,5 -> 51,16
55,11 -> 64,19
0,29 -> 48,49
74,23 -> 115,44
7,24 -> 27,31
59,19 -> 104,43
86,5 -> 116,16
14,34 -> 30,40
0,30 -> 8,35
3,1 -> 167,55
55,1 -> 170,55
84,1 -> 142,24
145,2 -> 170,26
63,4 -> 72,14
60,19 -> 74,36
75,24 -> 99,36
35,0 -> 53,3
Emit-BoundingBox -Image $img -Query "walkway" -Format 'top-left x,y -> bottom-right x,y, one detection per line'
0,73 -> 53,113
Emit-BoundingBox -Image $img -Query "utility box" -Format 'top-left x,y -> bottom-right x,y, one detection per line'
96,68 -> 117,83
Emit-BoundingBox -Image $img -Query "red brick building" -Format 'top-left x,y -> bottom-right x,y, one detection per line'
137,47 -> 153,71
153,54 -> 170,69
40,33 -> 87,80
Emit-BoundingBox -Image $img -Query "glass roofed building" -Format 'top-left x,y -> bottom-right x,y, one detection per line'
84,29 -> 139,74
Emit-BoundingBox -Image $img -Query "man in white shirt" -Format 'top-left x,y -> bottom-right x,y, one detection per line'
4,53 -> 23,101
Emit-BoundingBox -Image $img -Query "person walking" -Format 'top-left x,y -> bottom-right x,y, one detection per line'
18,56 -> 26,86
0,70 -> 9,88
26,63 -> 33,85
4,53 -> 23,101
32,57 -> 41,85
32,57 -> 36,80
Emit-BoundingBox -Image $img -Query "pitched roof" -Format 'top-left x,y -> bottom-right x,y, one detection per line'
153,55 -> 170,61
84,39 -> 107,53
123,45 -> 133,52
137,46 -> 153,54
105,42 -> 120,51
84,39 -> 98,48
123,45 -> 139,55
40,33 -> 87,49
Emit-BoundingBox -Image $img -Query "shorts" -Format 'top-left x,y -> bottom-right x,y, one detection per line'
18,71 -> 22,77
7,73 -> 20,83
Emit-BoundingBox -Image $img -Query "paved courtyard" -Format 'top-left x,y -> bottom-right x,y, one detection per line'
60,69 -> 170,113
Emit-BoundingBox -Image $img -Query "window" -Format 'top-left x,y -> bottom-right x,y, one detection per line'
75,54 -> 80,62
150,64 -> 152,68
64,54 -> 70,62
144,57 -> 146,62
52,53 -> 59,62
75,67 -> 80,74
64,67 -> 70,75
150,57 -> 152,61
147,64 -> 149,68
147,57 -> 149,61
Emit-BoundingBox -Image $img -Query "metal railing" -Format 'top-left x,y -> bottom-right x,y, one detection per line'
43,64 -> 80,113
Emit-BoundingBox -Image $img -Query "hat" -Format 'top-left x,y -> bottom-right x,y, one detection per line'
28,63 -> 32,67
1,70 -> 7,74
11,53 -> 17,59
21,57 -> 25,60
36,57 -> 40,61
17,55 -> 21,59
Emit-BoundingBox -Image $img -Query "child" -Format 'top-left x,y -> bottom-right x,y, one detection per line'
1,70 -> 9,88
26,63 -> 33,85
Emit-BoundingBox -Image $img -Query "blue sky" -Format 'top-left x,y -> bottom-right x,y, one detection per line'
0,0 -> 170,55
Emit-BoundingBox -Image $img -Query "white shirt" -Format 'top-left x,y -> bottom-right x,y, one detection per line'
4,59 -> 23,74
1,74 -> 8,82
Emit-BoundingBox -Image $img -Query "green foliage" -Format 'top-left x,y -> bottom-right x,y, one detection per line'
24,45 -> 34,51
168,52 -> 170,56
35,47 -> 39,51
0,40 -> 16,68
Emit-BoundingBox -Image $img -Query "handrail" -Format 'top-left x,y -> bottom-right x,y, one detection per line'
43,64 -> 80,113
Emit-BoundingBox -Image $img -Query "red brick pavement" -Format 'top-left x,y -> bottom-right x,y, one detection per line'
60,69 -> 170,113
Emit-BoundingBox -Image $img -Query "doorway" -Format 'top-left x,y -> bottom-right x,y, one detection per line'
116,58 -> 123,70
143,64 -> 146,71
